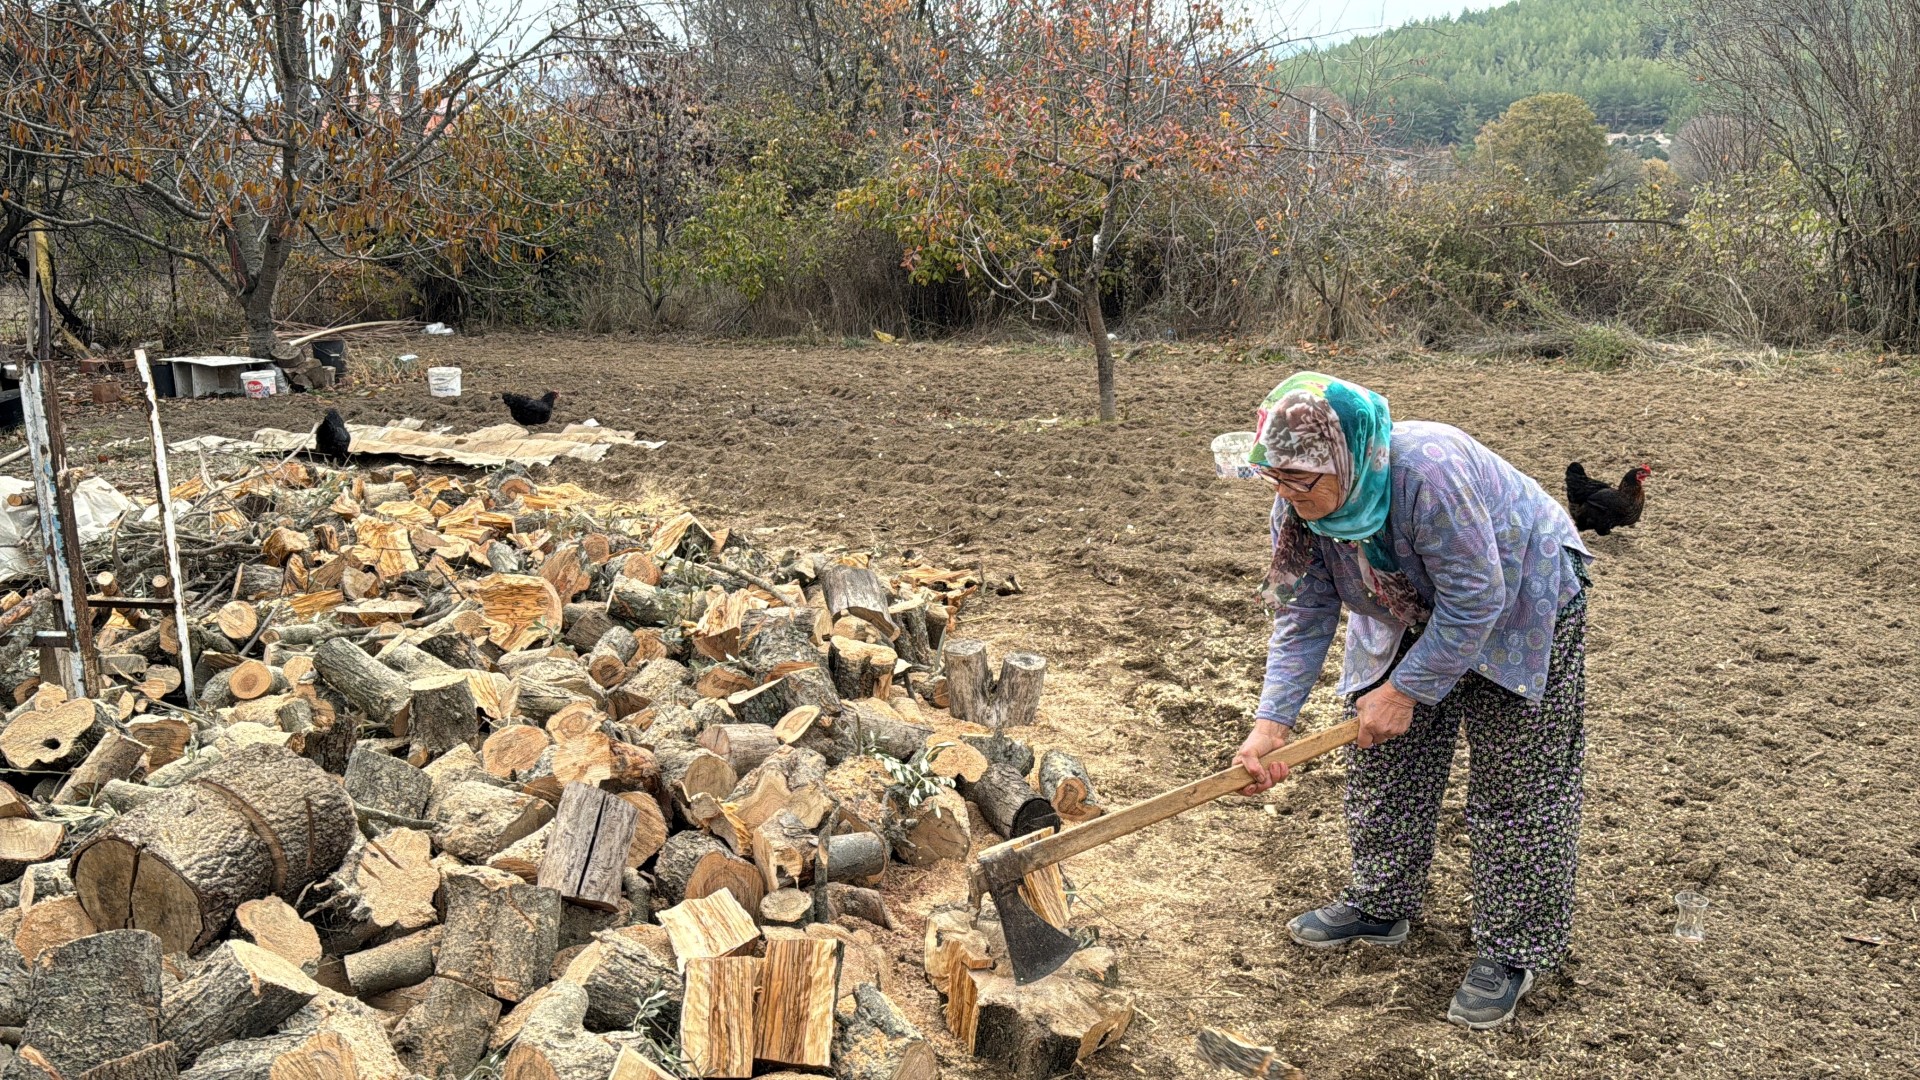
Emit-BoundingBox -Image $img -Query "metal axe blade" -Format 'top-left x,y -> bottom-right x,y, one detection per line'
986,869 -> 1080,985
967,719 -> 1360,983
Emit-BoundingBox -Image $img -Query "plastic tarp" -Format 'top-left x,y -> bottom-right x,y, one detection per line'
0,476 -> 137,582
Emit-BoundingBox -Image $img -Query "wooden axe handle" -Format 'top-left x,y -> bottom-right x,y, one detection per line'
975,719 -> 1359,882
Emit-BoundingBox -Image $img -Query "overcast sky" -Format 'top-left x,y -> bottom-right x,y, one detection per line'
1255,0 -> 1488,44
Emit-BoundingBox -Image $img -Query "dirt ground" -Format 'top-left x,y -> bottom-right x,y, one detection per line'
77,334 -> 1920,1079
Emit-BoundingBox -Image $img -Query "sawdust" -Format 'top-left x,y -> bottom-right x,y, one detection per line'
82,335 -> 1920,1080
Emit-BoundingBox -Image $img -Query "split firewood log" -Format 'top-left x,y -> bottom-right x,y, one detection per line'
70,744 -> 356,953
436,866 -> 560,1003
19,929 -> 164,1078
73,1042 -> 179,1080
656,742 -> 737,814
405,673 -> 478,763
232,897 -> 322,975
659,889 -> 760,966
1194,1028 -> 1306,1079
964,732 -> 1036,778
483,725 -> 552,780
0,818 -> 66,884
314,637 -> 412,732
501,981 -> 619,1080
740,612 -> 839,718
429,780 -> 553,863
51,731 -> 150,806
697,723 -> 781,774
159,940 -> 322,1066
818,563 -> 900,640
1039,748 -> 1105,823
586,626 -> 640,689
560,924 -> 681,1032
391,977 -> 502,1080
343,926 -> 443,997
753,937 -> 838,1070
760,888 -> 813,927
680,956 -> 760,1080
326,829 -> 439,946
654,832 -> 762,911
2,697 -> 109,770
536,784 -> 639,911
562,602 -> 617,653
344,745 -> 432,820
828,637 -> 897,701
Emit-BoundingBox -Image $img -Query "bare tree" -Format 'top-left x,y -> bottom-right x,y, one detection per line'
0,0 -> 597,355
1680,0 -> 1920,345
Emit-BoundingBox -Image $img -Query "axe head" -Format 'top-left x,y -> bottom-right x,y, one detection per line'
975,848 -> 1080,985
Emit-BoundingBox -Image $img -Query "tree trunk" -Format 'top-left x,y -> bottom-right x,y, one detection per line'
1083,288 -> 1116,422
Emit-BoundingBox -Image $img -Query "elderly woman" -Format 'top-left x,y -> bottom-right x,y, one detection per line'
1232,372 -> 1591,1031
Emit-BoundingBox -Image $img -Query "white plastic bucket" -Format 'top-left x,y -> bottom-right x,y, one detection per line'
427,366 -> 462,397
1211,431 -> 1259,479
240,369 -> 278,399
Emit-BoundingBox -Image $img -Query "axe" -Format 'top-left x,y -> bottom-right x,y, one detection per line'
969,719 -> 1359,984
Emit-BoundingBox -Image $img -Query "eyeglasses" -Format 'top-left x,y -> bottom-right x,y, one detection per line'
1257,467 -> 1324,495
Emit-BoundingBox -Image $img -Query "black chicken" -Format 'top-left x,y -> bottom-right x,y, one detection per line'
1566,462 -> 1652,535
502,390 -> 559,427
313,408 -> 352,464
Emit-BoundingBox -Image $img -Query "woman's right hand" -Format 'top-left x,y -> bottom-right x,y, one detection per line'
1235,719 -> 1292,795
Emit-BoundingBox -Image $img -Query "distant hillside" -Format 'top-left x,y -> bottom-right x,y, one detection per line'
1286,0 -> 1694,145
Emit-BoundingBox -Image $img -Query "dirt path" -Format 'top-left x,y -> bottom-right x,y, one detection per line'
88,335 -> 1920,1079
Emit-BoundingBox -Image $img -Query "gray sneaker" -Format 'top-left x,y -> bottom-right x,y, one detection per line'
1446,959 -> 1535,1030
1286,903 -> 1410,949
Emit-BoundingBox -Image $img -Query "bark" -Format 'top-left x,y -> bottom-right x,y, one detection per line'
831,984 -> 935,1080
159,941 -> 321,1066
390,977 -> 501,1080
20,930 -> 164,1078
435,867 -> 560,1003
72,745 -> 356,954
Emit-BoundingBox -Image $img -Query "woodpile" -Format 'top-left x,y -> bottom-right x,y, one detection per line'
0,463 -> 1123,1080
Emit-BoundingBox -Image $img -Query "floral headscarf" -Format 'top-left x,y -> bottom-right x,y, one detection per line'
1252,372 -> 1431,627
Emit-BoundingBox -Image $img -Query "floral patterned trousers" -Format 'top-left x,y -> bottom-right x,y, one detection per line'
1340,588 -> 1587,971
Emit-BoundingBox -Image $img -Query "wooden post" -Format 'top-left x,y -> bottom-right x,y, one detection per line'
21,225 -> 93,696
134,350 -> 195,703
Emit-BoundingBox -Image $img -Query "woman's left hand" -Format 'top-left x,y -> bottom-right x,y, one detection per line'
1355,683 -> 1417,749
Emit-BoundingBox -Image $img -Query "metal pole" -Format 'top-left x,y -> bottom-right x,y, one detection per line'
21,224 -> 92,695
134,349 -> 195,702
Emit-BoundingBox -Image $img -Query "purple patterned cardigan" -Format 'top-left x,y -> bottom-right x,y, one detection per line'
1255,421 -> 1591,727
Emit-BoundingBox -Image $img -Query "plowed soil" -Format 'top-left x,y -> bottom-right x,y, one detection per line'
85,334 -> 1920,1079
